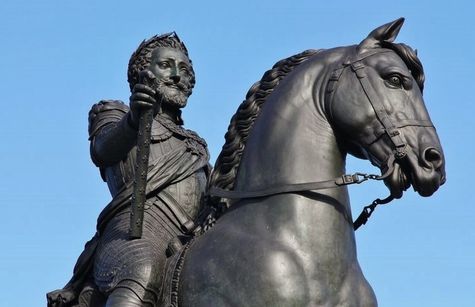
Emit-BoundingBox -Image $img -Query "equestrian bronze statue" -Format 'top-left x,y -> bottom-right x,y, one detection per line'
48,18 -> 445,306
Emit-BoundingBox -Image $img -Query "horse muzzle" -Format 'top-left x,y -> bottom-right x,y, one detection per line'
382,146 -> 446,198
406,146 -> 446,196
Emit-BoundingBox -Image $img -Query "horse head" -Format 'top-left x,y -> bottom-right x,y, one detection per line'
326,18 -> 446,199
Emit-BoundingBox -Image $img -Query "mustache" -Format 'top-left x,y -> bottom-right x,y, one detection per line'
154,78 -> 190,92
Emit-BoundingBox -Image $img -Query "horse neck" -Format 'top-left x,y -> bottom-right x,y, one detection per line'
234,56 -> 348,194
230,93 -> 355,258
228,53 -> 357,264
235,94 -> 357,254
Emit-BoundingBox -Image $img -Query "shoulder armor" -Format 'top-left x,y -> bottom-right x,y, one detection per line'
88,100 -> 129,139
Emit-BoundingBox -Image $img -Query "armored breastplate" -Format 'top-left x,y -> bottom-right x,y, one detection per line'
161,168 -> 207,220
102,115 -> 208,208
148,118 -> 208,222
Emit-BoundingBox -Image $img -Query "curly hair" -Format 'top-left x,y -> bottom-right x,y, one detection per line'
127,32 -> 196,91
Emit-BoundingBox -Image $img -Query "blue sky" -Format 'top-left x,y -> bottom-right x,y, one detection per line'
0,1 -> 473,306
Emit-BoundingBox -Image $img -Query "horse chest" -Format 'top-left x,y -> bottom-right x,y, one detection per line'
194,195 -> 365,300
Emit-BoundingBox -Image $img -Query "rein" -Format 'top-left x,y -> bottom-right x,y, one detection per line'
209,171 -> 394,231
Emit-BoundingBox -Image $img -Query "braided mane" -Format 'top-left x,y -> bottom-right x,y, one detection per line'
209,49 -> 321,194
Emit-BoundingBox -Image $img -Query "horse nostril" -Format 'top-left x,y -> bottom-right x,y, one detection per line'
423,148 -> 443,169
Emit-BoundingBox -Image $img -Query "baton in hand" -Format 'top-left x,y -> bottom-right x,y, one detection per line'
129,70 -> 158,239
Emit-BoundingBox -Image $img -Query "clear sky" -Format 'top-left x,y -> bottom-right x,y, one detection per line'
0,1 -> 473,306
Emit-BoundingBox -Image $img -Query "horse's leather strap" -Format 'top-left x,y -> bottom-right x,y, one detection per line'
352,195 -> 394,230
350,60 -> 408,158
209,173 -> 373,199
209,172 -> 392,231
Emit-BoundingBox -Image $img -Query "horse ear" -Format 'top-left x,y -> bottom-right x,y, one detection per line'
358,18 -> 405,51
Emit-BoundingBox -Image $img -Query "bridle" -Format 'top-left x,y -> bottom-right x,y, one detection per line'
326,49 -> 432,160
209,49 -> 434,230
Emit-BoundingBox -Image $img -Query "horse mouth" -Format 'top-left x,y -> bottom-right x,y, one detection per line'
383,156 -> 446,198
383,161 -> 411,199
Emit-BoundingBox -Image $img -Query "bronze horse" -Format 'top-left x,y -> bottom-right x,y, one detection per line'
166,18 -> 445,306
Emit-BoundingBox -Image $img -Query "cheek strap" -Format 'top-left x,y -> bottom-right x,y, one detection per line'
326,53 -> 434,161
350,60 -> 408,159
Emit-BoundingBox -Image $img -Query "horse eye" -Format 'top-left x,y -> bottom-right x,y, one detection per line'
387,75 -> 402,87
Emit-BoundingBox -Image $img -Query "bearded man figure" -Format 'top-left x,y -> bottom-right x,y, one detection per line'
47,33 -> 210,307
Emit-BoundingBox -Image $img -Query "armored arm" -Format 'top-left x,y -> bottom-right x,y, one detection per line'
90,73 -> 158,167
89,100 -> 137,166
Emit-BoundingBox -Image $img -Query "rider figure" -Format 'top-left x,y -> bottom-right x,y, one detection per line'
47,33 -> 210,307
